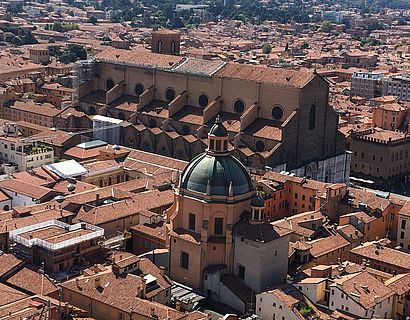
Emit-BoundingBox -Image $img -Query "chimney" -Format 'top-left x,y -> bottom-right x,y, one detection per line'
175,301 -> 181,311
150,307 -> 157,319
141,276 -> 146,298
96,193 -> 100,205
136,285 -> 141,297
94,277 -> 100,288
75,278 -> 80,289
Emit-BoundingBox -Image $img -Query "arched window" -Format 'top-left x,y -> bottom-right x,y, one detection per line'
271,105 -> 284,120
309,104 -> 316,130
171,40 -> 176,53
106,78 -> 114,90
125,173 -> 129,181
255,140 -> 265,152
99,179 -> 104,187
157,40 -> 163,53
135,83 -> 144,96
165,88 -> 176,102
3,205 -> 9,211
117,174 -> 121,184
108,177 -> 112,186
198,94 -> 209,108
233,99 -> 245,113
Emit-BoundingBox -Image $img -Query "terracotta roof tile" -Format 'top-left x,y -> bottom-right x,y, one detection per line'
0,253 -> 23,278
61,272 -> 198,320
350,241 -> 410,270
216,63 -> 316,88
308,233 -> 350,258
0,179 -> 56,199
6,267 -> 58,296
0,283 -> 28,307
331,271 -> 394,309
95,48 -> 183,70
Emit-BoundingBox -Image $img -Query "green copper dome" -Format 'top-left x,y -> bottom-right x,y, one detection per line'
251,195 -> 265,207
209,114 -> 228,137
180,153 -> 253,197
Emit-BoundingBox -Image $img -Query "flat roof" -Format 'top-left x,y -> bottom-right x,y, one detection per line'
45,160 -> 88,178
92,115 -> 124,124
77,140 -> 108,150
9,220 -> 104,251
20,225 -> 93,244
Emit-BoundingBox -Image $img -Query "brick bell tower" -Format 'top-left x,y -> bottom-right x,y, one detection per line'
151,29 -> 181,55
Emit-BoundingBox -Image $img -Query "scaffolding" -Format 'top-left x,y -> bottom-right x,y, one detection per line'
72,59 -> 97,107
9,219 -> 104,251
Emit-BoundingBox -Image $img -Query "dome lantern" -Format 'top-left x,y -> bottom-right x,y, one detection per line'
250,195 -> 265,223
208,115 -> 229,154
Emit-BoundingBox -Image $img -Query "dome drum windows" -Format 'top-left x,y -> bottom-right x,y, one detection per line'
271,105 -> 284,120
198,94 -> 209,108
233,99 -> 245,113
251,208 -> 264,221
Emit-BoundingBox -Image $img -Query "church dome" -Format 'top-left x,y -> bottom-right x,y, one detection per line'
180,153 -> 253,197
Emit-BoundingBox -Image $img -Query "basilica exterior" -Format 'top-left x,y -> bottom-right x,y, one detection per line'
76,41 -> 350,183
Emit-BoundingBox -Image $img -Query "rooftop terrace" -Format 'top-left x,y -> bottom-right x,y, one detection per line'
9,219 -> 104,251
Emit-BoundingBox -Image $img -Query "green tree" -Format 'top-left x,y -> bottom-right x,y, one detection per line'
11,36 -> 22,46
300,41 -> 309,49
59,52 -> 77,63
22,34 -> 38,45
48,45 -> 62,57
89,16 -> 98,24
3,13 -> 13,22
262,43 -> 272,54
320,20 -> 332,33
6,3 -> 22,14
52,22 -> 63,32
67,44 -> 87,60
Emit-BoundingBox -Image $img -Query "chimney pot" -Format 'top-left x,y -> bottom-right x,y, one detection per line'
94,277 -> 101,288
